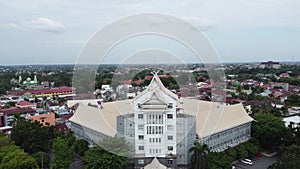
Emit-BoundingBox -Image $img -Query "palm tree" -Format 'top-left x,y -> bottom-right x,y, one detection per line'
189,141 -> 210,169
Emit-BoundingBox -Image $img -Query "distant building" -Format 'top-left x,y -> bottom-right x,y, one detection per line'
7,86 -> 74,98
26,112 -> 55,126
279,73 -> 290,78
69,73 -> 253,168
0,107 -> 35,126
259,61 -> 281,69
283,115 -> 300,128
22,75 -> 38,87
16,101 -> 36,109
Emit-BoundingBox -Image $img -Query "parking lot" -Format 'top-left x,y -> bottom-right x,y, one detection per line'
233,155 -> 280,169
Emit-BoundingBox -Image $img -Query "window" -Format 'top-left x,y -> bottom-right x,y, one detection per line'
168,103 -> 173,108
167,114 -> 173,119
138,159 -> 144,164
167,125 -> 173,131
167,159 -> 173,165
138,114 -> 143,119
138,124 -> 144,130
167,135 -> 173,140
168,146 -> 173,151
138,135 -> 144,140
138,146 -> 144,150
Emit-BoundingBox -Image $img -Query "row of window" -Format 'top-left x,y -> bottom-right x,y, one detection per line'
149,137 -> 161,143
138,124 -> 173,131
149,148 -> 161,154
138,135 -> 173,142
146,114 -> 164,124
138,145 -> 174,151
146,126 -> 164,134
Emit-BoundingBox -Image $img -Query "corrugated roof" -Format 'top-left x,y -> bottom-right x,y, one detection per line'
181,98 -> 254,138
69,98 -> 253,138
69,100 -> 133,137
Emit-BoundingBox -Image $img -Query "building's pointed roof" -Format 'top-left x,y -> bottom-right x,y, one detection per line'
144,158 -> 167,169
134,72 -> 178,101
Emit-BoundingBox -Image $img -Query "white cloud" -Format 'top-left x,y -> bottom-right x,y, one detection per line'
9,17 -> 65,33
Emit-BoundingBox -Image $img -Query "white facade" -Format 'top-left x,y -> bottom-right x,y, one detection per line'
133,90 -> 177,158
69,73 -> 254,168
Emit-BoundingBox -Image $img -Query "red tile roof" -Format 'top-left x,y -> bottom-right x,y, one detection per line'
0,107 -> 35,115
17,101 -> 34,107
7,87 -> 74,96
55,123 -> 69,131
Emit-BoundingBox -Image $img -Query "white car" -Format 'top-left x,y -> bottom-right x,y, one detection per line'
240,159 -> 253,165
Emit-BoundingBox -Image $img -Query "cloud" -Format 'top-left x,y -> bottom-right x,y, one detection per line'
9,17 -> 65,33
182,16 -> 217,31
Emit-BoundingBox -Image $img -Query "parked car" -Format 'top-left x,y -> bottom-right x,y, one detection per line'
241,159 -> 253,165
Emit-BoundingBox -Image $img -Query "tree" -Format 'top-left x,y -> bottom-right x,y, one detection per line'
208,152 -> 231,169
189,142 -> 210,169
72,139 -> 89,156
11,119 -> 54,154
83,145 -> 129,169
0,135 -> 39,169
32,151 -> 50,169
236,144 -> 248,159
225,147 -> 237,161
271,145 -> 300,169
50,137 -> 74,169
0,150 -> 39,169
285,94 -> 300,107
252,113 -> 286,151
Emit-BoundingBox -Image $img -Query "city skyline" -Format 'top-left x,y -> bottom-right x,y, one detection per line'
1,0 -> 300,65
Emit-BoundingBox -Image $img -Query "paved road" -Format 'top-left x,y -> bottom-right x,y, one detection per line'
233,155 -> 279,169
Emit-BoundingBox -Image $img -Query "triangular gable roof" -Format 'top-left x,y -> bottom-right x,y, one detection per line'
144,158 -> 167,169
142,91 -> 168,105
134,73 -> 178,102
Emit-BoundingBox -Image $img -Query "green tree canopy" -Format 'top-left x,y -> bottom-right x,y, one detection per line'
189,142 -> 210,169
11,119 -> 54,154
252,113 -> 286,151
32,151 -> 50,169
0,135 -> 38,169
270,144 -> 300,169
83,145 -> 128,169
50,137 -> 74,169
72,139 -> 89,156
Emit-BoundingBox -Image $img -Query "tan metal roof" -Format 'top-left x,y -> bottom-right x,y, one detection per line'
69,100 -> 133,137
144,158 -> 167,169
69,98 -> 253,138
180,98 -> 254,138
134,73 -> 178,101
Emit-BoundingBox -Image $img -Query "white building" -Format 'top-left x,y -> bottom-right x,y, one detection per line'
283,115 -> 300,128
69,73 -> 253,168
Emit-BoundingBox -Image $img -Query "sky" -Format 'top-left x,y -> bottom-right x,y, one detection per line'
0,0 -> 300,65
